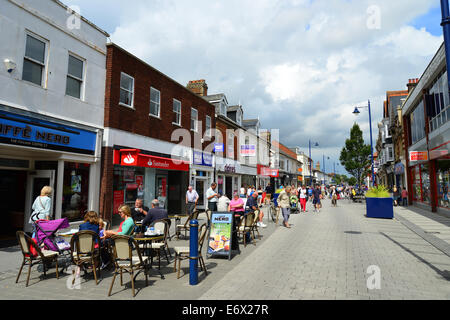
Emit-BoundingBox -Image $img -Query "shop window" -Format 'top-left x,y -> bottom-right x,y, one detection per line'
437,160 -> 450,208
62,162 -> 90,222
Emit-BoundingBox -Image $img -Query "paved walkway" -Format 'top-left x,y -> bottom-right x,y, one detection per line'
200,200 -> 450,300
1,199 -> 449,300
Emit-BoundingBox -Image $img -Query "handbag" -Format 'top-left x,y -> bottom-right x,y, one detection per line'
30,197 -> 46,222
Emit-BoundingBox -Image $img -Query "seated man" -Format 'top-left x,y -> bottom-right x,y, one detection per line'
131,198 -> 149,222
142,199 -> 169,229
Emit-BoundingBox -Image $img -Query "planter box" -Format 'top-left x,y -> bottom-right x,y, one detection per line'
366,197 -> 393,219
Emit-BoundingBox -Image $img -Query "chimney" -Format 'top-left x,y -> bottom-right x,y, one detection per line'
407,78 -> 419,93
187,80 -> 208,96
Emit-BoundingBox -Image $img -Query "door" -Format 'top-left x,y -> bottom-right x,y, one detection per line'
156,175 -> 168,209
24,170 -> 55,233
195,178 -> 206,210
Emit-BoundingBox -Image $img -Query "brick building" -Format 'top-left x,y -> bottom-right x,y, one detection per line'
101,44 -> 215,222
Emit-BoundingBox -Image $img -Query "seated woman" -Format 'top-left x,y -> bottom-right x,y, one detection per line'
104,205 -> 135,238
79,211 -> 100,234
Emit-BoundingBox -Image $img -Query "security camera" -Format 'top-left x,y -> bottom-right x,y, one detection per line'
4,59 -> 16,73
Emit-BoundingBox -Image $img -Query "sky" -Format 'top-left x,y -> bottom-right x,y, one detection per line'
65,0 -> 444,175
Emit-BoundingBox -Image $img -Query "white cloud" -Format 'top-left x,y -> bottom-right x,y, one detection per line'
65,0 -> 442,168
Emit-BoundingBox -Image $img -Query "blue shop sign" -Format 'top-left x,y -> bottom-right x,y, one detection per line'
193,151 -> 213,167
0,110 -> 97,155
214,143 -> 224,153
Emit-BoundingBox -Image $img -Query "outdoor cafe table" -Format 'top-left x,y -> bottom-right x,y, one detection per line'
134,234 -> 165,279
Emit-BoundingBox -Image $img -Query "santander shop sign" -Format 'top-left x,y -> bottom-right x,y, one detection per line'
117,149 -> 189,171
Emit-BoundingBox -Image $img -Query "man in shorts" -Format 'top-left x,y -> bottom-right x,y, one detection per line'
312,185 -> 322,213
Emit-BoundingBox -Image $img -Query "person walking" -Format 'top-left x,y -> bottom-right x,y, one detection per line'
299,186 -> 307,212
312,185 -> 322,213
401,188 -> 408,207
30,186 -> 53,224
186,185 -> 199,215
331,186 -> 337,207
277,186 -> 292,228
206,182 -> 220,211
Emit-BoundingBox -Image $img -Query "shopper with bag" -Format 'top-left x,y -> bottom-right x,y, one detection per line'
29,186 -> 53,224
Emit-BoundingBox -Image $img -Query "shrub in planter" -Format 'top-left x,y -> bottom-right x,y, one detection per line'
365,185 -> 393,219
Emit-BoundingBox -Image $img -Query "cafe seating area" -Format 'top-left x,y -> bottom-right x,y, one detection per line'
14,208 -> 277,297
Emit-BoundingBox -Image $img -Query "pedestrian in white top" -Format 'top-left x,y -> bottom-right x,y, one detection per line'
30,186 -> 53,223
186,185 -> 199,215
217,194 -> 231,212
206,182 -> 220,211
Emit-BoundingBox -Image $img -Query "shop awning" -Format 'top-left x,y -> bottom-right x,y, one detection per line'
114,149 -> 190,172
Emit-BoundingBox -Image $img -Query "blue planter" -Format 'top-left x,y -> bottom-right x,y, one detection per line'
366,197 -> 393,219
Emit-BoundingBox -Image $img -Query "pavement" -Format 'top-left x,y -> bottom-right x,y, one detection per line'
1,199 -> 449,300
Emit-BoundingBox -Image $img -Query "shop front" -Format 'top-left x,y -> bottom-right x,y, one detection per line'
429,140 -> 450,211
112,149 -> 189,220
189,151 -> 214,210
216,160 -> 241,199
0,108 -> 102,236
257,165 -> 279,191
394,162 -> 406,190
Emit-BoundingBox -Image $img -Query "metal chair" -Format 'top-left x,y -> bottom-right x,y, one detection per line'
176,210 -> 199,239
251,209 -> 261,240
140,220 -> 171,270
173,223 -> 208,279
237,212 -> 256,247
70,230 -> 101,285
16,231 -> 59,287
108,235 -> 149,297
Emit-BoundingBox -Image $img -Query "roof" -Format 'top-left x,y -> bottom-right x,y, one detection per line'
243,119 -> 259,126
203,94 -> 227,103
55,0 -> 110,36
227,105 -> 242,112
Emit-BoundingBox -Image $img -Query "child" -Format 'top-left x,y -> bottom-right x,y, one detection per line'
98,218 -> 105,240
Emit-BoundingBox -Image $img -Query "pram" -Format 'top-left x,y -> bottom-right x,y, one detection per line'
34,218 -> 72,270
290,195 -> 300,214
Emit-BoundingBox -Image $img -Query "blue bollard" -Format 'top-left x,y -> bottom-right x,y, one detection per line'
189,219 -> 199,285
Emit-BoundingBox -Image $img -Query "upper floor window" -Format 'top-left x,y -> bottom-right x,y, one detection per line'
191,108 -> 198,132
205,115 -> 211,136
237,109 -> 242,126
173,99 -> 181,125
150,87 -> 161,117
220,101 -> 227,116
410,100 -> 425,145
22,34 -> 47,86
66,54 -> 84,99
428,70 -> 450,132
120,72 -> 134,107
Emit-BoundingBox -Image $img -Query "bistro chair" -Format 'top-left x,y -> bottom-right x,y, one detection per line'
140,220 -> 171,270
251,209 -> 261,240
16,231 -> 59,287
176,210 -> 199,239
173,223 -> 208,279
205,209 -> 212,227
108,235 -> 149,297
237,212 -> 256,247
70,230 -> 101,285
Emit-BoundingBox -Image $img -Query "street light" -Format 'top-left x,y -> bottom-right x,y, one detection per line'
309,140 -> 319,187
353,100 -> 375,187
323,155 -> 330,185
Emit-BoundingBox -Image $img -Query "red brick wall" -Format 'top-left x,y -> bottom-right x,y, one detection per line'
99,146 -> 114,221
105,44 -> 216,147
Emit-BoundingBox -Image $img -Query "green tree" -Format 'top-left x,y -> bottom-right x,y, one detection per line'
340,123 -> 371,186
348,177 -> 357,186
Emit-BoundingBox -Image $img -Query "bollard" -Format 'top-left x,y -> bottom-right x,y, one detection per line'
189,219 -> 199,285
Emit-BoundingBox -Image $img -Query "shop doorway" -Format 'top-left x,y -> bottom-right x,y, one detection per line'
156,174 -> 168,209
195,178 -> 206,210
24,170 -> 55,233
0,170 -> 27,244
225,176 -> 233,199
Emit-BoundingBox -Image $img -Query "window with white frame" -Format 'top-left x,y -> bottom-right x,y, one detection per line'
191,108 -> 198,132
173,99 -> 181,125
22,34 -> 47,86
227,132 -> 234,158
205,115 -> 211,136
150,87 -> 161,117
66,54 -> 84,99
428,70 -> 450,132
220,101 -> 227,116
119,72 -> 134,107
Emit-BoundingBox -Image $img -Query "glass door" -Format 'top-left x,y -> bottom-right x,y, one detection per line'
195,179 -> 206,209
24,170 -> 55,232
156,175 -> 168,209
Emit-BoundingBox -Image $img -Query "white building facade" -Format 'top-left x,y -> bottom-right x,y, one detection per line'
0,0 -> 108,233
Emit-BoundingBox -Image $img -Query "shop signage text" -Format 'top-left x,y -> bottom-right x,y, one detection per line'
409,151 -> 428,162
0,110 -> 96,155
240,144 -> 256,157
117,149 -> 190,171
193,151 -> 213,167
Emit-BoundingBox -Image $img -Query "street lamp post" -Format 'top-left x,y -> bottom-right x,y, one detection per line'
309,140 -> 319,187
353,100 -> 375,187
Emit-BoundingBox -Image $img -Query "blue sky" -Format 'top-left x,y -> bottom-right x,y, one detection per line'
410,2 -> 443,36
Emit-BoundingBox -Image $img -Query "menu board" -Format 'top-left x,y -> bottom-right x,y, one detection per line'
207,212 -> 234,260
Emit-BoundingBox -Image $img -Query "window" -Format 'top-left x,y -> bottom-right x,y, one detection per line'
227,132 -> 234,158
237,109 -> 242,125
410,100 -> 425,145
173,99 -> 181,125
205,115 -> 211,136
150,87 -> 160,117
220,101 -> 227,116
191,108 -> 198,132
22,34 -> 46,86
428,71 -> 449,132
66,55 -> 84,99
120,73 -> 134,107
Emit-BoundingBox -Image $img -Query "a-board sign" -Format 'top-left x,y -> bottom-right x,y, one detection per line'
207,212 -> 236,260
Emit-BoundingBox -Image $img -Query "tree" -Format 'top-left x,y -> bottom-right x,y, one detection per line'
340,123 -> 371,186
334,174 -> 349,185
348,177 -> 357,186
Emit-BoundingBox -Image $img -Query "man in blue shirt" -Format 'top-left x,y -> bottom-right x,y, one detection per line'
312,185 -> 322,213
